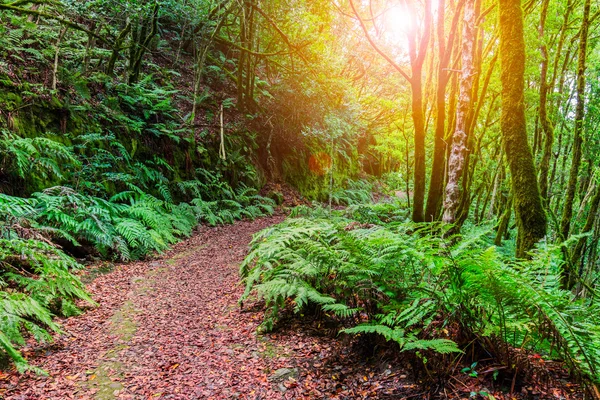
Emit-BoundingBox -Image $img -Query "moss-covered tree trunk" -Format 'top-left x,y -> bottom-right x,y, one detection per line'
537,0 -> 553,201
407,0 -> 432,223
571,182 -> 600,273
498,0 -> 547,257
424,0 -> 449,222
237,1 -> 248,111
128,3 -> 159,84
559,0 -> 591,288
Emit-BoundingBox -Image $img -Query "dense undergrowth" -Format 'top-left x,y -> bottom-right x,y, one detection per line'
241,203 -> 600,390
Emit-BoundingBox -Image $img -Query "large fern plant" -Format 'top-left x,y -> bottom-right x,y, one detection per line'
0,239 -> 93,372
240,204 -> 600,384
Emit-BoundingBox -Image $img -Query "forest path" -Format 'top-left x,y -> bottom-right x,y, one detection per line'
3,215 -> 412,400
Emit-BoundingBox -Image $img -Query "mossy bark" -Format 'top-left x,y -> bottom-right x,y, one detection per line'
558,0 -> 590,242
498,0 -> 547,258
558,0 -> 590,288
537,0 -> 553,201
425,0 -> 453,222
407,0 -> 432,223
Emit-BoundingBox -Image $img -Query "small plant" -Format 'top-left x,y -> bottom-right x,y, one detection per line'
462,362 -> 479,378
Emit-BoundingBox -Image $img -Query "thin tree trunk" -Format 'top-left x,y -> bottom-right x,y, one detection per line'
488,156 -> 504,219
558,0 -> 590,250
537,0 -> 552,200
401,127 -> 412,210
443,0 -> 475,225
408,0 -> 432,223
571,181 -> 600,279
128,3 -> 159,84
190,1 -> 234,122
495,194 -> 513,246
107,22 -> 131,76
425,0 -> 461,222
410,77 -> 426,222
83,23 -> 99,74
52,26 -> 68,91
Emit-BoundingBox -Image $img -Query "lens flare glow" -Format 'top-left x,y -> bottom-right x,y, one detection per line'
382,5 -> 413,41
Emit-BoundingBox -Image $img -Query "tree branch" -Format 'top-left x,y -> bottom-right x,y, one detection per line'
0,3 -> 107,43
347,0 -> 412,83
215,36 -> 294,57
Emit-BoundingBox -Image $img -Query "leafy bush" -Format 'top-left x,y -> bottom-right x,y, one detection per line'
240,206 -> 600,384
0,131 -> 80,183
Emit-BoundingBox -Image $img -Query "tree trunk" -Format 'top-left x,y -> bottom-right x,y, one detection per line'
498,0 -> 547,257
128,3 -> 159,84
410,76 -> 426,223
425,0 -> 461,222
487,156 -> 504,219
424,0 -> 447,222
237,1 -> 248,111
107,22 -> 131,76
83,23 -> 99,74
408,0 -> 432,223
559,0 -> 591,245
571,181 -> 600,271
443,0 -> 475,225
495,194 -> 513,246
537,0 -> 553,201
558,0 -> 591,288
52,26 -> 67,91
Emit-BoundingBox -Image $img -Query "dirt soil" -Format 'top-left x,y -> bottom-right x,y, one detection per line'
0,216 -> 419,400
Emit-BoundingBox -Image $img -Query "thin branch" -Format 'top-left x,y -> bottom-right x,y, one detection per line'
347,0 -> 411,83
0,4 -> 107,43
215,36 -> 294,57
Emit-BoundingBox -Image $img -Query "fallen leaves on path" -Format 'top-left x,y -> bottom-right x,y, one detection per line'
0,216 -> 410,400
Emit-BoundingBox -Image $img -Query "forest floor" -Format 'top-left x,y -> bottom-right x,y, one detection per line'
0,214 -> 423,400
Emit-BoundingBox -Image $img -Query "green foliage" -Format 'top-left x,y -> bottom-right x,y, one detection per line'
240,206 -> 600,383
330,179 -> 374,205
1,182 -> 274,263
0,238 -> 93,373
0,131 -> 80,182
190,183 -> 275,227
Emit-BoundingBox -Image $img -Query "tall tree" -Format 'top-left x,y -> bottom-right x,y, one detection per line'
348,0 -> 432,222
498,0 -> 547,257
425,0 -> 461,221
559,0 -> 592,287
442,0 -> 475,225
536,0 -> 553,200
406,0 -> 433,222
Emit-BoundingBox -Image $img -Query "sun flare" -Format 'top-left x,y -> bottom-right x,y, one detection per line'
382,5 -> 413,41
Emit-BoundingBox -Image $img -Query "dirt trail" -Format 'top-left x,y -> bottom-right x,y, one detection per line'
2,216 -> 413,400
